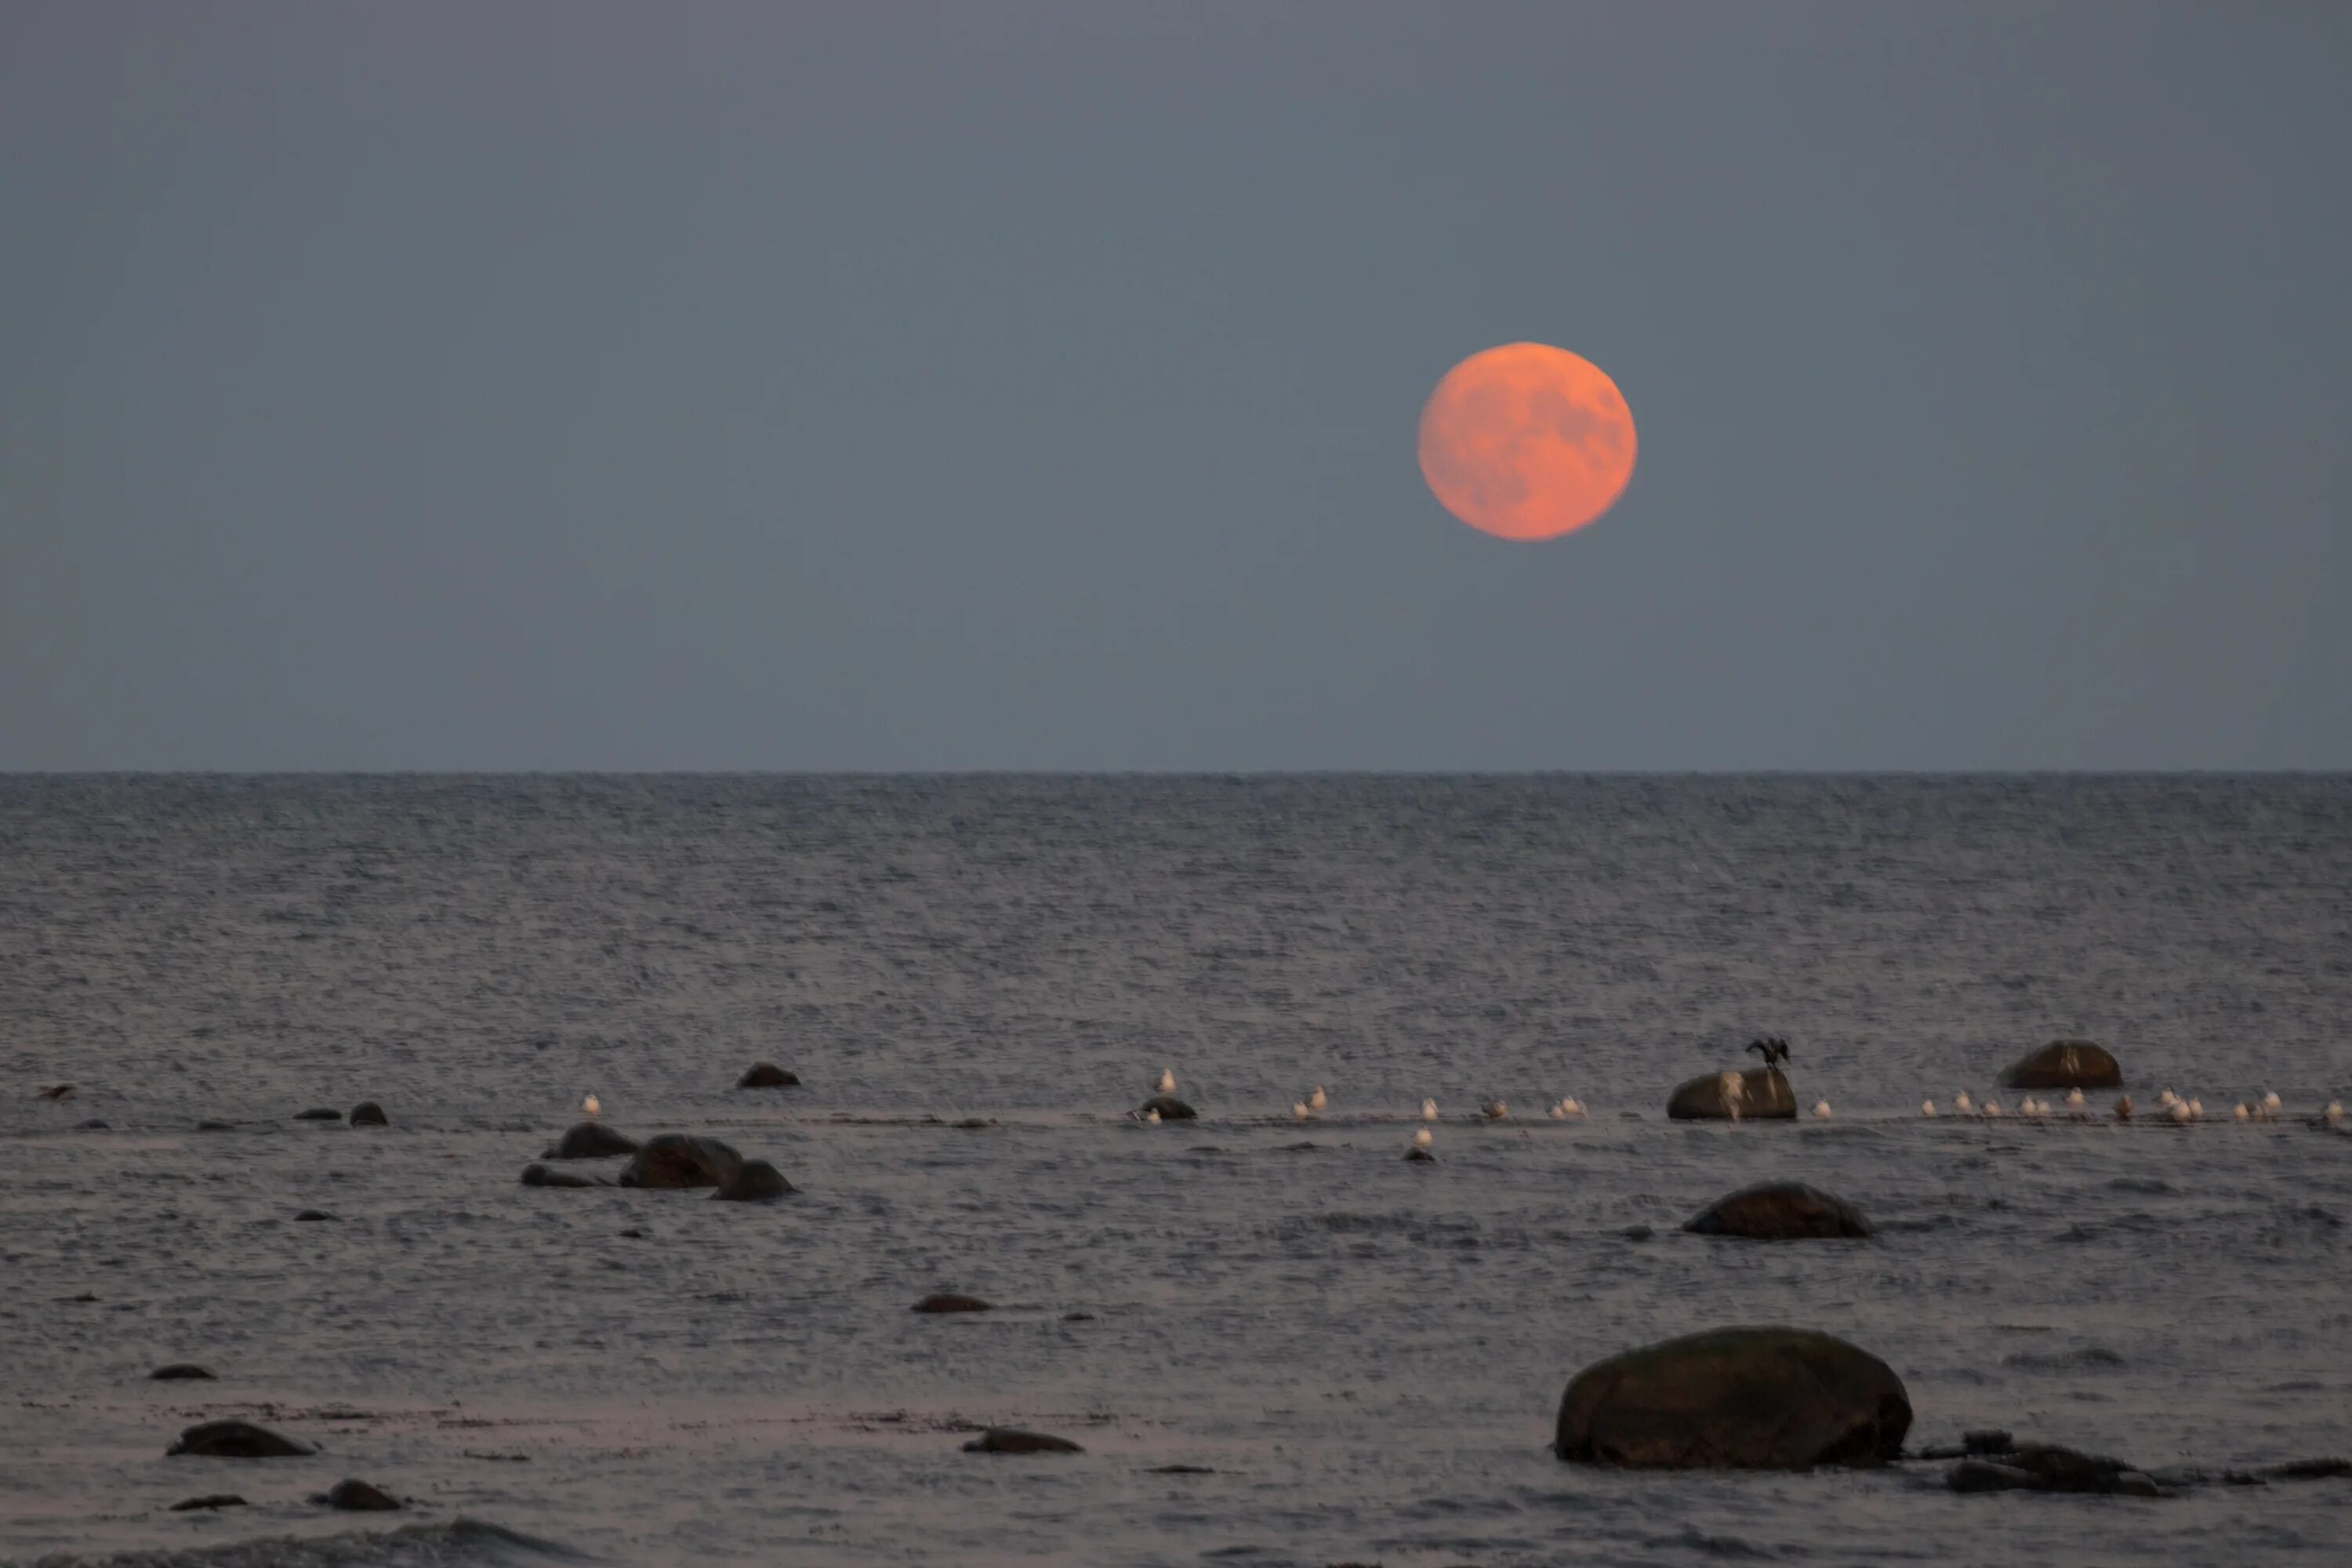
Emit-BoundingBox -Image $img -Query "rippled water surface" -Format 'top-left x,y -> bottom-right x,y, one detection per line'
3,775 -> 2349,1566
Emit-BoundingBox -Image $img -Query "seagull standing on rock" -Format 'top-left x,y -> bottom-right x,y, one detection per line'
1413,1127 -> 1433,1149
581,1094 -> 601,1118
1954,1091 -> 1973,1116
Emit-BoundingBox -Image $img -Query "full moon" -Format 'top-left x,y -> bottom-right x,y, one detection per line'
1416,343 -> 1638,542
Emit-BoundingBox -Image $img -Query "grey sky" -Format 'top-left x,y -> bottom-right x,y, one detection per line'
4,2 -> 2347,770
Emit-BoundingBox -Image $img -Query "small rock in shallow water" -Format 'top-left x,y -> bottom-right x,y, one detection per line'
1062,1312 -> 1095,1322
520,1163 -> 609,1189
316,1478 -> 400,1511
964,1428 -> 1083,1454
542,1121 -> 641,1160
1138,1094 -> 1196,1120
1148,1464 -> 1214,1474
914,1293 -> 993,1313
37,1083 -> 75,1101
1685,1181 -> 1872,1240
292,1210 -> 337,1222
348,1102 -> 387,1127
169,1494 -> 246,1511
1620,1225 -> 1655,1241
168,1420 -> 316,1457
1946,1440 -> 2171,1496
736,1062 -> 800,1089
150,1364 -> 216,1381
295,1109 -> 343,1122
196,1120 -> 234,1131
78,1119 -> 110,1130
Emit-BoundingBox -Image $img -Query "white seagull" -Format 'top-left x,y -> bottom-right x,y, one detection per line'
1954,1091 -> 1973,1116
1480,1099 -> 1508,1120
2325,1102 -> 2343,1123
1291,1100 -> 1312,1121
1562,1097 -> 1585,1117
581,1094 -> 601,1118
1412,1127 -> 1433,1149
1144,1106 -> 1160,1123
1421,1098 -> 1440,1122
1983,1099 -> 2002,1118
1154,1069 -> 1176,1094
2066,1088 -> 2085,1111
2263,1090 -> 2282,1116
2234,1103 -> 2250,1121
2168,1099 -> 2192,1123
1812,1099 -> 1833,1120
1308,1086 -> 1327,1111
1922,1098 -> 1937,1117
1548,1102 -> 1567,1120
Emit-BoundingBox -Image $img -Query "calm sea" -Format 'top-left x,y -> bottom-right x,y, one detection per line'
2,775 -> 2347,1566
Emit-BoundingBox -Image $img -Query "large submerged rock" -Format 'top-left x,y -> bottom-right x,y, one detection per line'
1685,1181 -> 1872,1240
618,1133 -> 744,1189
712,1159 -> 793,1202
1947,1439 -> 2165,1496
167,1421 -> 317,1458
2001,1040 -> 2123,1091
1555,1327 -> 1911,1468
964,1428 -> 1083,1454
1138,1095 -> 1197,1120
1667,1068 -> 1796,1121
543,1121 -> 641,1160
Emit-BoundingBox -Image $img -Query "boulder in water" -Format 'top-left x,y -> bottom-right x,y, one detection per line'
348,1102 -> 388,1127
151,1363 -> 216,1381
170,1494 -> 247,1511
315,1478 -> 401,1511
2001,1040 -> 2123,1091
1667,1067 -> 1797,1120
294,1108 -> 343,1122
964,1428 -> 1083,1454
167,1420 -> 317,1458
1139,1095 -> 1196,1120
1685,1181 -> 1873,1240
543,1121 -> 641,1160
1555,1326 -> 1911,1468
736,1062 -> 800,1089
292,1210 -> 337,1222
913,1293 -> 993,1313
712,1159 -> 793,1202
521,1162 -> 611,1189
618,1133 -> 744,1189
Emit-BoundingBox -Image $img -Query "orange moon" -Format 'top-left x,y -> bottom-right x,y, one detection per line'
1416,343 -> 1638,541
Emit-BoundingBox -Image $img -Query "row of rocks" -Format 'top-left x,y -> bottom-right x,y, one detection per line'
165,1421 -> 401,1511
292,1102 -> 389,1126
1665,1040 -> 2125,1121
524,1124 -> 793,1202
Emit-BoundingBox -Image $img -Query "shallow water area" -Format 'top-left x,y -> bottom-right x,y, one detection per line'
3,776 -> 2349,1566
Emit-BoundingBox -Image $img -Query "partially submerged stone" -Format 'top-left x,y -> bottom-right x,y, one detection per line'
543,1121 -> 641,1160
317,1478 -> 400,1511
150,1363 -> 216,1381
1139,1094 -> 1196,1120
963,1428 -> 1083,1454
1555,1327 -> 1910,1468
348,1102 -> 388,1127
167,1420 -> 316,1458
913,1293 -> 993,1313
1685,1181 -> 1872,1240
1667,1068 -> 1796,1121
712,1159 -> 793,1202
2002,1040 -> 2123,1090
737,1062 -> 800,1089
617,1133 -> 744,1189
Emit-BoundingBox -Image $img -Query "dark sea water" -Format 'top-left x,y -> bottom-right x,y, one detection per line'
3,775 -> 2348,1567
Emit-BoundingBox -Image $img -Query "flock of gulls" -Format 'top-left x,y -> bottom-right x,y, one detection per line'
1117,1066 -> 2344,1157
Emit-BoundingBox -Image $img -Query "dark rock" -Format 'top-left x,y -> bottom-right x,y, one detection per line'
1964,1428 -> 2013,1455
79,1119 -> 110,1130
1555,1326 -> 1911,1468
151,1364 -> 216,1381
167,1420 -> 317,1458
1620,1225 -> 1655,1241
1139,1094 -> 1196,1120
295,1109 -> 343,1122
1062,1312 -> 1095,1322
543,1121 -> 641,1160
963,1428 -> 1083,1454
914,1293 -> 993,1313
520,1162 -> 610,1189
348,1102 -> 387,1127
317,1478 -> 401,1511
1685,1181 -> 1873,1240
1149,1464 -> 1214,1474
712,1159 -> 793,1202
617,1133 -> 744,1189
1403,1146 -> 1436,1162
737,1062 -> 800,1088
1947,1440 -> 2170,1495
292,1210 -> 337,1221
170,1494 -> 247,1511
196,1120 -> 234,1131
1667,1067 -> 1797,1120
2267,1457 -> 2352,1480
952,1118 -> 994,1129
618,1227 -> 644,1238
37,1083 -> 74,1101
2001,1039 -> 2123,1090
